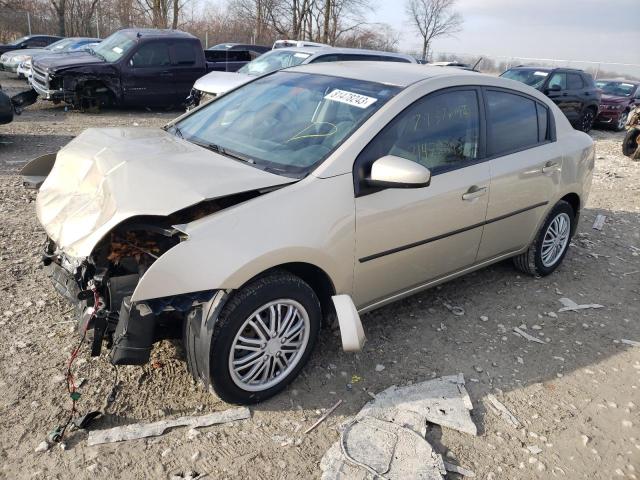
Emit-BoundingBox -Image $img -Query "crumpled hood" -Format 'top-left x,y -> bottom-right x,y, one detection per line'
37,128 -> 293,258
33,51 -> 103,73
193,71 -> 253,95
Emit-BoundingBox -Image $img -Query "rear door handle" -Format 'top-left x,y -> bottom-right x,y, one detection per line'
542,161 -> 560,173
462,185 -> 487,201
159,70 -> 173,76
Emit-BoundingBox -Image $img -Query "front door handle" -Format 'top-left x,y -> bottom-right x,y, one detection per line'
462,185 -> 487,201
542,161 -> 560,173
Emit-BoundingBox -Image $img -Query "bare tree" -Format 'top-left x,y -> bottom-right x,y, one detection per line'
49,0 -> 66,35
406,0 -> 462,62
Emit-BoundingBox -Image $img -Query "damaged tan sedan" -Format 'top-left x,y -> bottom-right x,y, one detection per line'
24,62 -> 594,404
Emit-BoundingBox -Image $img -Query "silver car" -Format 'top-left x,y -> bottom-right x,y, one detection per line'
25,62 -> 594,404
188,46 -> 417,107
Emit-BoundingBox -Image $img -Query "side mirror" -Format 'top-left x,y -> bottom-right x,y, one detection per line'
366,155 -> 431,189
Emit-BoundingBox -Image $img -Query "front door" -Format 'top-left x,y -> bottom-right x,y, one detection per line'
122,40 -> 174,107
545,72 -> 580,122
353,88 -> 490,308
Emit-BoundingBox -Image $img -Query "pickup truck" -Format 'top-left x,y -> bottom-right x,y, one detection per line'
29,29 -> 216,110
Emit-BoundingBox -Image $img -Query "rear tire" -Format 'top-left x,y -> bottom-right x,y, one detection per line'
513,200 -> 575,276
578,108 -> 596,132
187,271 -> 321,404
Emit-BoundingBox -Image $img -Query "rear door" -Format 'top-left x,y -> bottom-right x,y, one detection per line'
170,40 -> 204,101
545,71 -> 580,122
122,40 -> 174,107
476,88 -> 560,261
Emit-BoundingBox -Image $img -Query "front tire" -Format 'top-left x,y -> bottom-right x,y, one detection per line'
199,272 -> 321,404
513,201 -> 575,276
578,108 -> 596,132
614,110 -> 629,132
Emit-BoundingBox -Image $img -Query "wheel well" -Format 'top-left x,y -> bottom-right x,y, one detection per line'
561,193 -> 580,216
249,262 -> 336,326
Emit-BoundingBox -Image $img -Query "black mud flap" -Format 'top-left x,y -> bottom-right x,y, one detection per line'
110,297 -> 156,366
20,152 -> 57,189
11,88 -> 38,114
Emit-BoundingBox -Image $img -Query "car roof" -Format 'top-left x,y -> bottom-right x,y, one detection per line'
287,61 -> 476,87
510,65 -> 587,74
265,46 -> 414,61
118,28 -> 196,40
596,78 -> 639,85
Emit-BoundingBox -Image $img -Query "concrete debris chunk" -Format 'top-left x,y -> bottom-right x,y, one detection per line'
444,461 -> 476,477
557,297 -> 604,313
513,327 -> 546,344
443,302 -> 465,316
321,417 -> 445,480
485,394 -> 522,429
87,407 -> 250,446
592,214 -> 606,230
621,339 -> 640,347
357,374 -> 477,436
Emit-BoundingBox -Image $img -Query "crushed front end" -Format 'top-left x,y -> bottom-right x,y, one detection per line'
42,218 -> 215,365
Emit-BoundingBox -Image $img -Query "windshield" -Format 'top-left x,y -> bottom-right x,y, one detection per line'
238,50 -> 311,76
172,72 -> 399,176
92,32 -> 135,62
46,38 -> 75,52
501,69 -> 549,89
9,36 -> 29,46
595,81 -> 636,97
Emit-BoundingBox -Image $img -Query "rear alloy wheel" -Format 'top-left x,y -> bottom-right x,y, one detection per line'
579,108 -> 596,132
513,200 -> 575,276
202,271 -> 321,404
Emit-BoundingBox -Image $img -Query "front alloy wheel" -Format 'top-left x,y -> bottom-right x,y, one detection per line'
615,111 -> 629,131
191,271 -> 321,404
228,300 -> 310,392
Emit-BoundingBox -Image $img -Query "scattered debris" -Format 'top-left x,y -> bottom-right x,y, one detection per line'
87,407 -> 250,446
581,434 -> 590,446
513,327 -> 545,344
621,339 -> 640,347
34,441 -> 50,453
375,364 -> 386,372
592,214 -> 607,231
444,461 -> 476,477
557,297 -> 604,312
322,417 -> 446,480
443,302 -> 465,316
304,400 -> 343,434
485,394 -> 522,429
527,445 -> 542,454
357,374 -> 477,436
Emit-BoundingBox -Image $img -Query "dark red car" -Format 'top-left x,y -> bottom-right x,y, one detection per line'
595,79 -> 640,131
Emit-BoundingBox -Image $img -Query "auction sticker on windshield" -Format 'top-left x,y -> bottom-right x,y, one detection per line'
325,89 -> 378,109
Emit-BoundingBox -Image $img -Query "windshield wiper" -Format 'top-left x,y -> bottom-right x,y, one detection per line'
88,48 -> 106,61
204,143 -> 255,164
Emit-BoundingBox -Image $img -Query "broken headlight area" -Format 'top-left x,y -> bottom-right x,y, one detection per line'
42,192 -> 262,366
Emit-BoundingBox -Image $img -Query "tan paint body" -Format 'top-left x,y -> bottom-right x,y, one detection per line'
36,64 -> 594,312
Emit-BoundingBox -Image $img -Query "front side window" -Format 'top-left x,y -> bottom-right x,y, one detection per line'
358,90 -> 480,174
547,73 -> 567,90
486,90 -> 540,156
131,42 -> 170,67
237,50 -> 311,76
172,72 -> 399,176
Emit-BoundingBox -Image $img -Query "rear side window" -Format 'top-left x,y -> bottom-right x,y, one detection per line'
172,42 -> 196,65
567,73 -> 584,90
486,90 -> 539,156
536,104 -> 549,142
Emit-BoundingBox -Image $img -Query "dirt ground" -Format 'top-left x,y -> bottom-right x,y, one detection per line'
0,72 -> 638,480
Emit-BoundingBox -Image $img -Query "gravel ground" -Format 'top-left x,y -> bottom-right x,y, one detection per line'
0,72 -> 639,480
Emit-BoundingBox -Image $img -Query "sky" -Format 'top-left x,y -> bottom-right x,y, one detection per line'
374,0 -> 640,75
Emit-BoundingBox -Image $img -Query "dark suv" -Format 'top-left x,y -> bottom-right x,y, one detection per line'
501,66 -> 601,132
